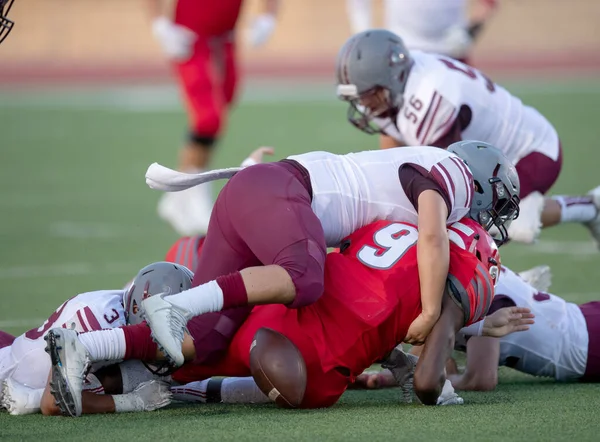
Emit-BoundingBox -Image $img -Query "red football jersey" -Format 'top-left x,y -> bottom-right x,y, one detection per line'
299,220 -> 492,377
164,236 -> 205,272
174,0 -> 244,37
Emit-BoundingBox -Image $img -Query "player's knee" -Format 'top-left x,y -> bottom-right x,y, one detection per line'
188,130 -> 218,150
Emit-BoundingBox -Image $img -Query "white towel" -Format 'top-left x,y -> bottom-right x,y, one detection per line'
145,163 -> 242,192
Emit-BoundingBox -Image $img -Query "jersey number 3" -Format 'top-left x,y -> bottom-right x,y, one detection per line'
357,224 -> 418,270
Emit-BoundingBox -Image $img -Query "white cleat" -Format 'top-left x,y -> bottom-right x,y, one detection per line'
437,379 -> 464,406
518,265 -> 552,292
141,294 -> 191,367
44,328 -> 90,417
584,185 -> 600,249
1,378 -> 43,415
507,191 -> 544,244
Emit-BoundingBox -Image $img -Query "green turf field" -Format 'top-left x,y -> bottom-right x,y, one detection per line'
1,79 -> 600,441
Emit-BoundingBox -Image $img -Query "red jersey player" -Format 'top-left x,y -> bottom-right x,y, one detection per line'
147,0 -> 280,235
45,218 -> 533,414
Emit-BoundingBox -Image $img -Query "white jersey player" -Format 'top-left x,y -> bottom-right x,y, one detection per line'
345,0 -> 498,61
336,29 -> 600,246
446,265 -> 600,388
0,262 -> 191,416
0,290 -> 125,414
287,146 -> 474,245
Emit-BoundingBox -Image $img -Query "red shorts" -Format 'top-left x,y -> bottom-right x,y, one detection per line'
515,143 -> 563,199
174,34 -> 237,139
579,302 -> 600,381
173,305 -> 350,408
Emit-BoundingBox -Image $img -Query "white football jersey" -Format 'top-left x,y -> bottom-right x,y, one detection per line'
384,0 -> 467,55
288,146 -> 473,246
377,51 -> 559,165
1,290 -> 126,390
495,267 -> 588,381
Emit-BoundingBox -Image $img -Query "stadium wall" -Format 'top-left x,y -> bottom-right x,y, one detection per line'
1,0 -> 599,83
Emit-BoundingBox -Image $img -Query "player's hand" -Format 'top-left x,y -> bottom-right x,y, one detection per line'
241,147 -> 275,168
152,16 -> 197,62
132,380 -> 172,412
404,312 -> 438,345
482,307 -> 535,338
246,14 -> 277,47
249,146 -> 275,163
443,25 -> 473,59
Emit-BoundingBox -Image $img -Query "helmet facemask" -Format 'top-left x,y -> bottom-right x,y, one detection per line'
339,86 -> 400,135
475,177 -> 520,246
0,0 -> 14,44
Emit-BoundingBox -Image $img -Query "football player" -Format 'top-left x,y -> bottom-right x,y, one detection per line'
447,265 -> 600,389
147,0 -> 280,236
137,140 -> 518,374
0,262 -> 192,416
345,0 -> 498,63
46,217 -> 533,413
336,29 -> 600,245
0,0 -> 14,44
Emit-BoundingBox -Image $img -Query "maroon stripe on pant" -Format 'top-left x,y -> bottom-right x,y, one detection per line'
579,301 -> 600,381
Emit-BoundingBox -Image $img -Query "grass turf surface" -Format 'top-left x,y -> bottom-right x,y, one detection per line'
1,79 -> 600,441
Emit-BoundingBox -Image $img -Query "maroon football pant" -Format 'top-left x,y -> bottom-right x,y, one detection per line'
187,161 -> 327,364
515,144 -> 563,199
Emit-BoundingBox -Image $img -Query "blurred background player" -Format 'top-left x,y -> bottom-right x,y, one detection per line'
0,0 -> 15,44
147,0 -> 280,235
345,0 -> 498,63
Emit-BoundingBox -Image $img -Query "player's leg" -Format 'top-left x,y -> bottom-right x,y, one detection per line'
143,162 -> 327,366
510,146 -> 599,243
578,302 -> 600,382
158,37 -> 228,236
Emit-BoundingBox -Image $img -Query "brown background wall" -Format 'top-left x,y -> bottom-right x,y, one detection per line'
2,0 -> 600,79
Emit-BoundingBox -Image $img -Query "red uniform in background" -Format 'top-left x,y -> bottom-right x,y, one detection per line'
167,220 -> 493,408
173,0 -> 243,144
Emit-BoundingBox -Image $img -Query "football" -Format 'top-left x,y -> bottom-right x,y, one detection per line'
249,327 -> 307,409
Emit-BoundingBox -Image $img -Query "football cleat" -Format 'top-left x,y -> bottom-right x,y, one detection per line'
44,328 -> 90,417
141,294 -> 190,367
382,345 -> 419,403
584,185 -> 600,249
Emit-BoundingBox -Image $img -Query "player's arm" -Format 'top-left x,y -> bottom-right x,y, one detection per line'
447,337 -> 500,391
448,294 -> 526,391
247,0 -> 280,47
413,294 -> 464,405
413,190 -> 449,341
469,0 -> 499,40
146,0 -> 196,61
